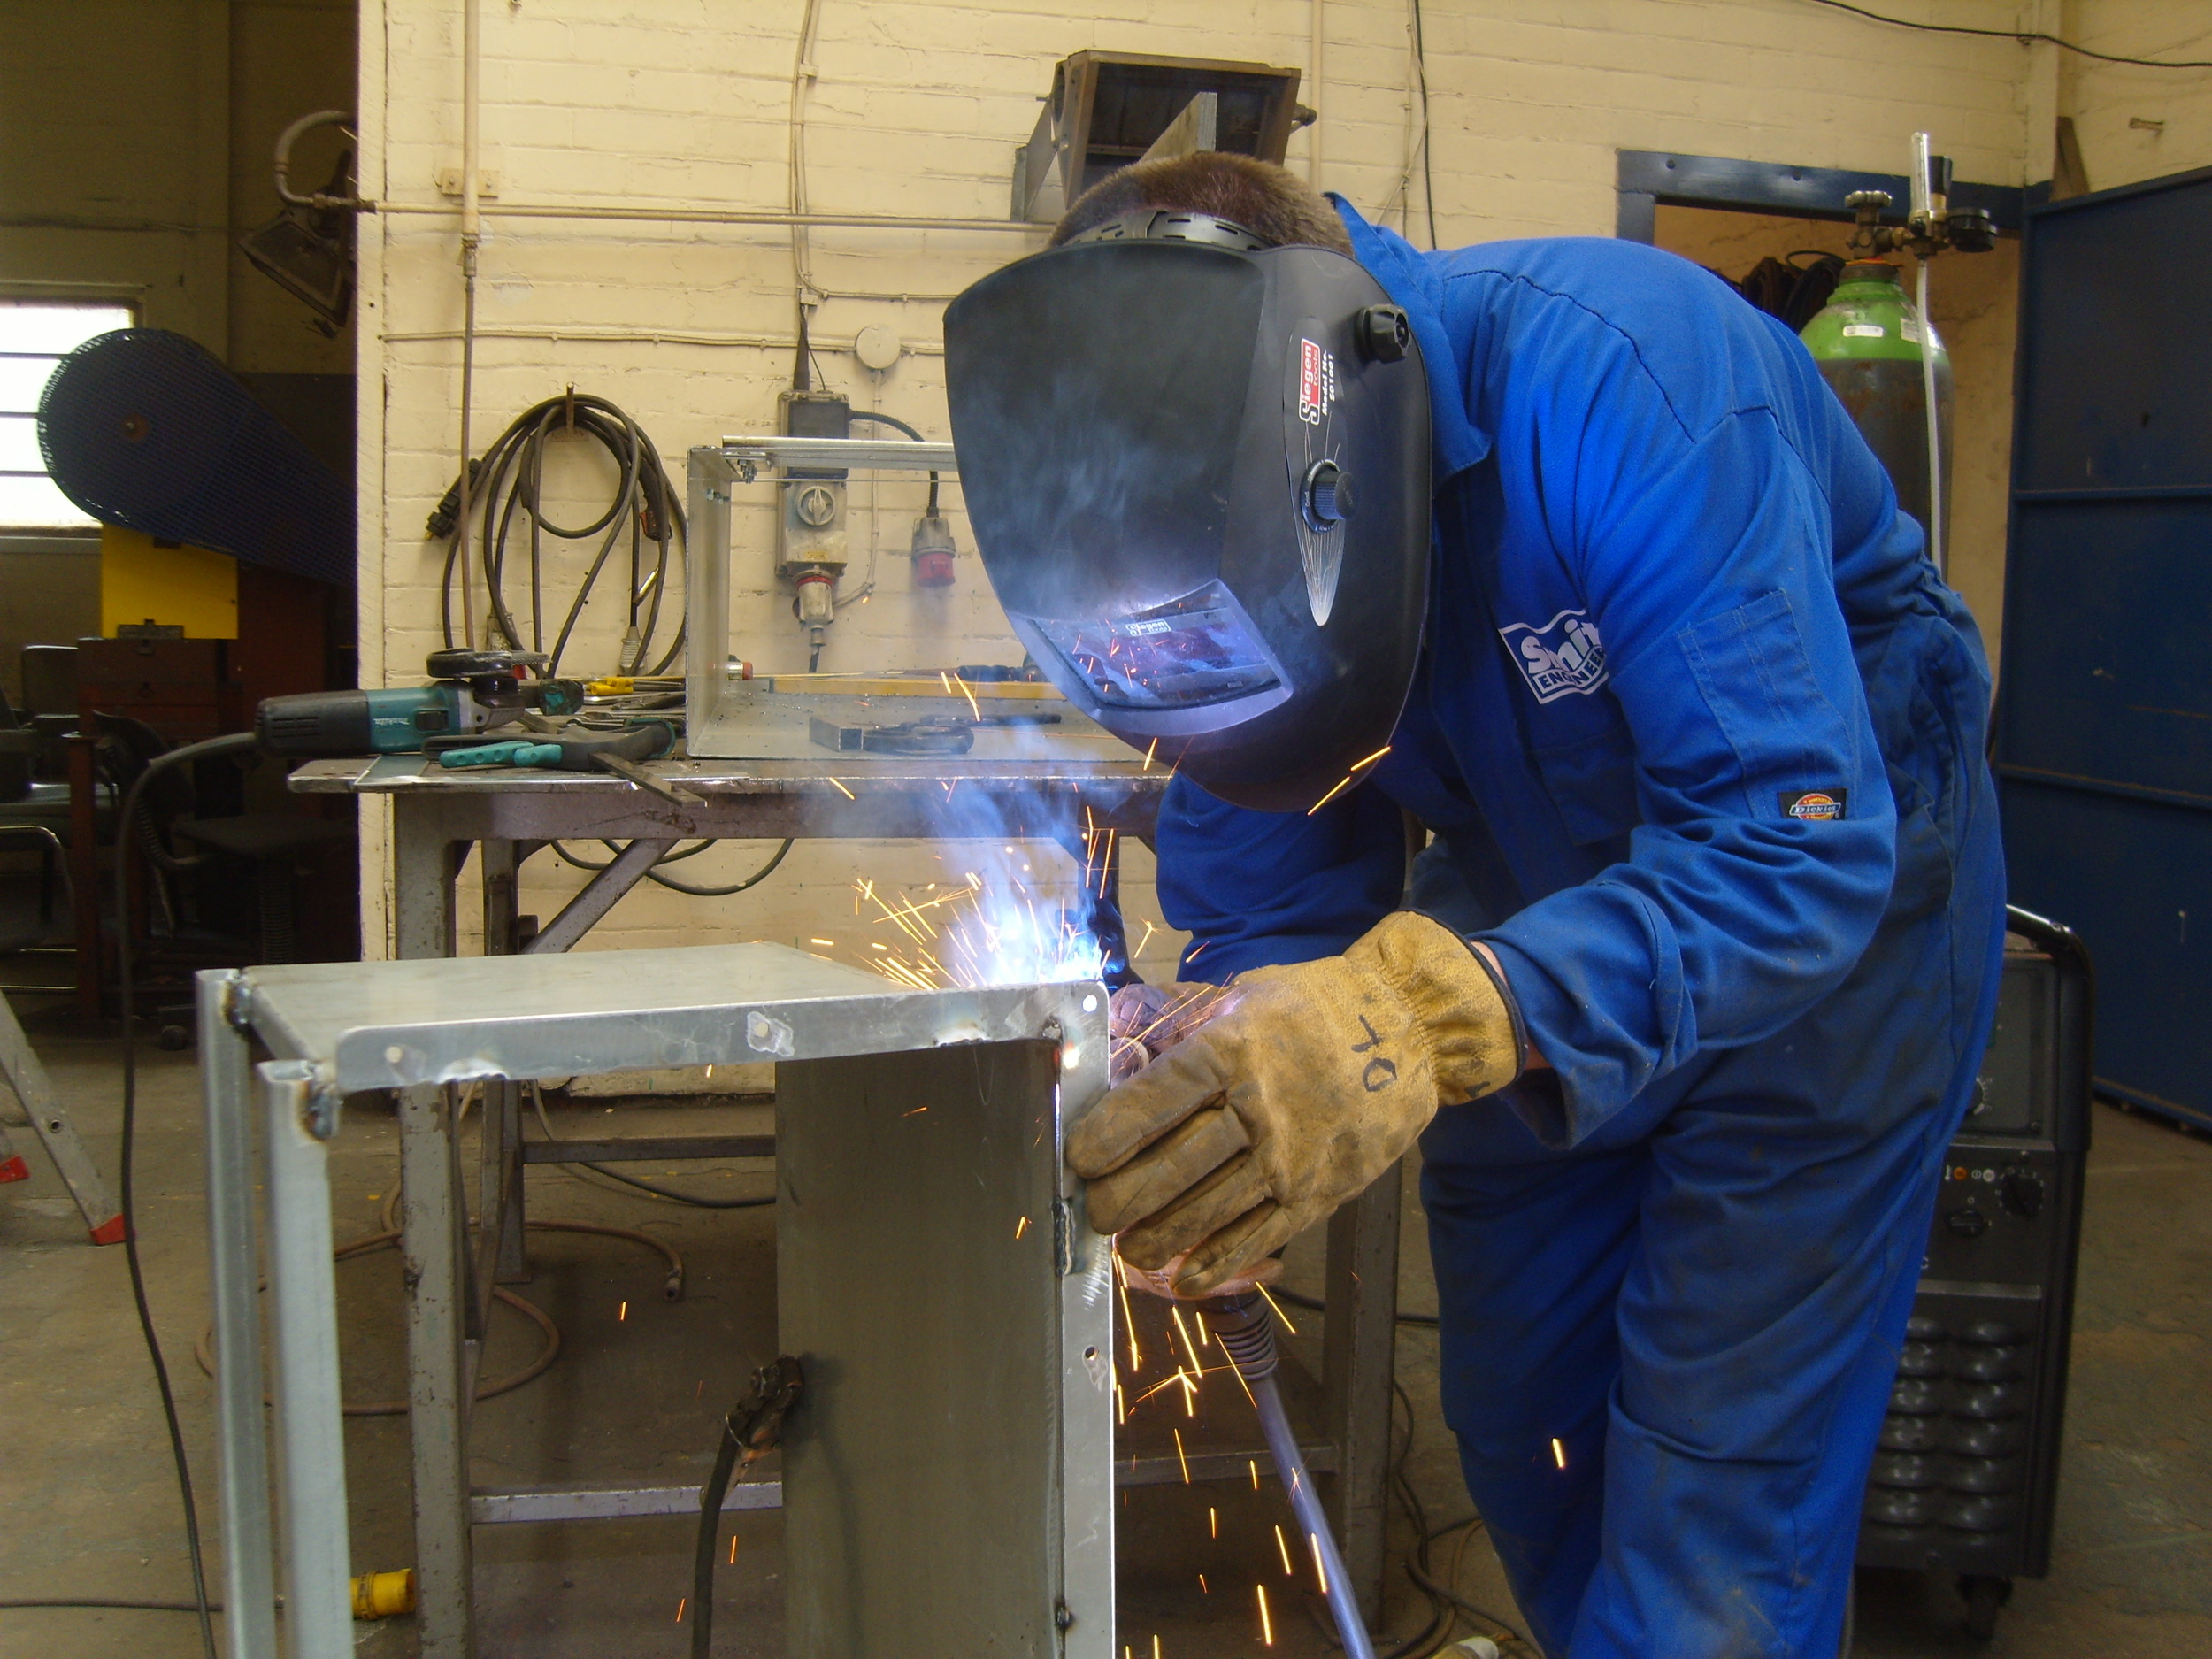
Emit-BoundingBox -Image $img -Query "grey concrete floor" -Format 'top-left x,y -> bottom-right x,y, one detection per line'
1,1008 -> 2208,1657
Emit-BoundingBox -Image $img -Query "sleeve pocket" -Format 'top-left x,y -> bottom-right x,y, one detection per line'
1678,589 -> 1852,819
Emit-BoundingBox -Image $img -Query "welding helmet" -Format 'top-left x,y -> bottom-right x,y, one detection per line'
944,210 -> 1431,812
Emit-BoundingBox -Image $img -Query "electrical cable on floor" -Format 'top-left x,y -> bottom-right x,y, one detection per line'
0,1599 -> 228,1614
1386,1382 -> 1536,1657
432,390 -> 687,676
113,729 -> 260,1659
549,835 -> 795,899
188,1141 -> 705,1413
1269,1283 -> 1441,1327
530,1082 -> 775,1210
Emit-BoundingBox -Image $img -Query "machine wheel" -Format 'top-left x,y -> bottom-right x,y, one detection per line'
1959,1573 -> 2011,1642
155,1024 -> 191,1052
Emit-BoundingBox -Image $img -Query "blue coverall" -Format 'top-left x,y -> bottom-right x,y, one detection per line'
1153,200 -> 2008,1656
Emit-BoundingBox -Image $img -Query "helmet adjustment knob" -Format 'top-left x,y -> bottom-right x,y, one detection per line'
1355,304 -> 1412,363
1303,458 -> 1352,528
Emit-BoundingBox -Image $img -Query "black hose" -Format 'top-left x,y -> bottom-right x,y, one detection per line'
846,408 -> 941,513
572,1161 -> 774,1210
549,836 -> 795,899
0,1600 -> 227,1614
114,729 -> 261,1659
690,1402 -> 748,1659
435,391 -> 686,676
1270,1284 -> 1440,1327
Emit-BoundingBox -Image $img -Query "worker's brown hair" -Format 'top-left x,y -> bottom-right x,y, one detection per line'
1049,152 -> 1355,257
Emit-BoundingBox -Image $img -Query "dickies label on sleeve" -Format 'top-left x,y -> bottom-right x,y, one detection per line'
1779,789 -> 1848,821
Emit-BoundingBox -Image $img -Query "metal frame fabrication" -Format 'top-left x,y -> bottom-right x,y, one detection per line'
202,945 -> 1115,1657
277,757 -> 1404,1651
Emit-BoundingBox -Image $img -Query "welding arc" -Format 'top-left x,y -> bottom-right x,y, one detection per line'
550,836 -> 794,898
435,390 -> 687,677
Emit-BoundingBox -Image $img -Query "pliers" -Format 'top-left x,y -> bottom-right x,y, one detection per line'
434,720 -> 702,805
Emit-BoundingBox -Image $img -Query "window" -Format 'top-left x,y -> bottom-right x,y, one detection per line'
1,300 -> 135,529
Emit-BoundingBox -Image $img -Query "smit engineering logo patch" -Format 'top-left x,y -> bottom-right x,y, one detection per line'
1500,609 -> 1609,703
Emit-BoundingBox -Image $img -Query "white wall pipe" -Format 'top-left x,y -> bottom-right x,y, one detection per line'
454,0 -> 483,647
1310,0 -> 1325,186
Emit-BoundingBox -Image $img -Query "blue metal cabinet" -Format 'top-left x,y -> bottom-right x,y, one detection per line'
2000,165 -> 2212,1125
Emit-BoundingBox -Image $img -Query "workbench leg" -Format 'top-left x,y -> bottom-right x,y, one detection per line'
200,973 -> 277,1659
262,1060 -> 354,1659
401,1082 -> 477,1659
1323,1159 -> 1402,1625
392,795 -> 461,962
479,839 -> 527,1282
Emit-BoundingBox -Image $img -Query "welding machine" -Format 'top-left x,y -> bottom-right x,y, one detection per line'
1857,906 -> 2093,1640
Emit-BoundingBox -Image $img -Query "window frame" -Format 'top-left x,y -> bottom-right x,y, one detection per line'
0,290 -> 142,534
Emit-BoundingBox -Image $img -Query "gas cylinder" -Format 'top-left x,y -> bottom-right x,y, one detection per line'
1799,260 -> 1952,549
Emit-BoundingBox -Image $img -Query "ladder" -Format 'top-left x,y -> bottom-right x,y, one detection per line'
0,995 -> 123,1244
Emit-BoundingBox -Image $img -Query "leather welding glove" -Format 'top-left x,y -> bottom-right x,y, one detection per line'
1068,910 -> 1525,1296
1108,980 -> 1238,1082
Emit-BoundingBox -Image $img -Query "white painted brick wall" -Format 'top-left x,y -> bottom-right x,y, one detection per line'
362,0 -> 2053,972
2066,2 -> 2212,191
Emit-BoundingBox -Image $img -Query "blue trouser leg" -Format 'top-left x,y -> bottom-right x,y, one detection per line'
1420,1118 -> 1644,1653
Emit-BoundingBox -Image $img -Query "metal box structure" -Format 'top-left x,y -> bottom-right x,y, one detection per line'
683,434 -> 1127,765
1857,910 -> 2093,1637
200,944 -> 1113,1658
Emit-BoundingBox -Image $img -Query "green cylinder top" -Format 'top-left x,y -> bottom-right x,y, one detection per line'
1799,260 -> 1947,365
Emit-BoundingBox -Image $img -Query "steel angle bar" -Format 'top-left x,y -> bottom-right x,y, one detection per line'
470,1480 -> 784,1525
522,835 -> 673,954
199,972 -> 277,1659
259,1060 -> 352,1657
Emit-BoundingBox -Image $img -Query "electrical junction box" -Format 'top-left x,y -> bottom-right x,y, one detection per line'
775,390 -> 851,581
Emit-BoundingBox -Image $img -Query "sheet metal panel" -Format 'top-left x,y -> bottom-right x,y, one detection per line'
780,1044 -> 1111,1655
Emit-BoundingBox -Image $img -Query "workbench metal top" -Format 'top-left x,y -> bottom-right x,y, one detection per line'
287,753 -> 1168,797
227,941 -> 1104,1096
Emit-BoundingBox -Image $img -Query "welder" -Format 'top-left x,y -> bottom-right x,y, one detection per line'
945,152 -> 2005,1658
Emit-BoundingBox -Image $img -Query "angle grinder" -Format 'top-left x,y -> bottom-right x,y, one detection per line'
254,649 -> 586,757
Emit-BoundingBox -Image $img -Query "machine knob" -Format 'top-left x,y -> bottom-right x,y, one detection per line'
1304,459 -> 1353,528
1355,304 -> 1412,363
1999,1171 -> 2046,1218
793,483 -> 840,527
1946,1206 -> 1989,1240
1946,207 -> 1997,253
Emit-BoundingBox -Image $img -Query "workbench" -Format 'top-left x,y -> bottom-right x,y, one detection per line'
283,752 -> 1403,1653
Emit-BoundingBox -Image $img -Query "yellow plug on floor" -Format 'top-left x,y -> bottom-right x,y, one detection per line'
350,1569 -> 416,1619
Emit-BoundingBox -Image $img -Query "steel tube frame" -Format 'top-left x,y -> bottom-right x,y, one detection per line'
205,946 -> 1118,1659
199,972 -> 276,1659
260,1059 -> 354,1656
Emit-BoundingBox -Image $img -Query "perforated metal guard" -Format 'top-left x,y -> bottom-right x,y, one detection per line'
37,327 -> 352,585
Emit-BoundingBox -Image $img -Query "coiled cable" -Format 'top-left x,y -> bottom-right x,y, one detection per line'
433,390 -> 686,676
